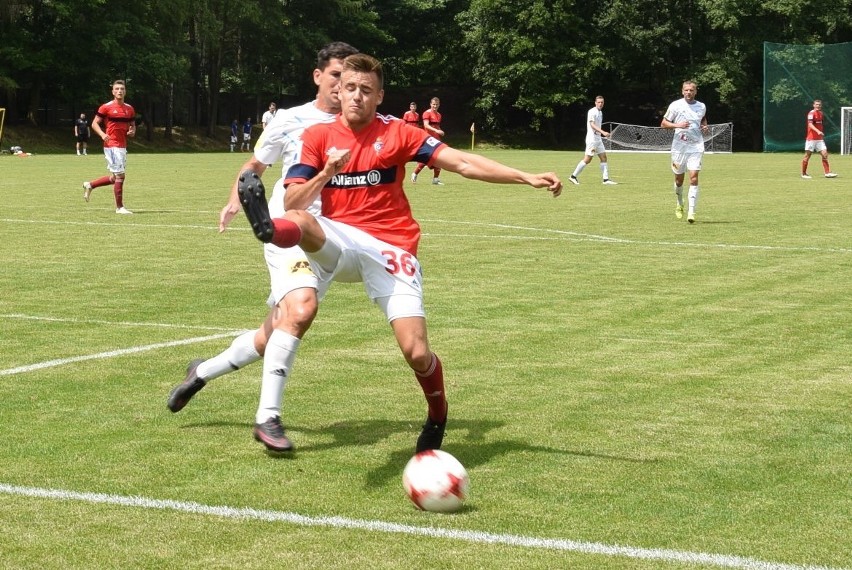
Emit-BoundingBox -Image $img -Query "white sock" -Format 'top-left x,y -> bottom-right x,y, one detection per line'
600,162 -> 609,180
688,185 -> 699,213
572,161 -> 586,178
256,329 -> 301,423
196,330 -> 260,381
674,184 -> 683,206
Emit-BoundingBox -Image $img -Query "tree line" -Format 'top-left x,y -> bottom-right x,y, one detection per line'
2,0 -> 851,150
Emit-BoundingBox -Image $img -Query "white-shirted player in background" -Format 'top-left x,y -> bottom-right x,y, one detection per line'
661,80 -> 709,224
569,96 -> 617,186
167,42 -> 359,454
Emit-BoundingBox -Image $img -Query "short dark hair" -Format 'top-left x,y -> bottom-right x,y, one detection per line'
113,79 -> 125,87
317,42 -> 359,70
343,53 -> 384,89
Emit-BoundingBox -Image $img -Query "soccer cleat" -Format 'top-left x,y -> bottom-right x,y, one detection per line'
687,211 -> 695,224
253,416 -> 293,452
416,408 -> 447,453
237,170 -> 274,243
116,207 -> 133,214
431,178 -> 444,186
801,174 -> 812,179
675,205 -> 684,219
167,358 -> 206,412
569,175 -> 580,185
602,179 -> 618,185
825,172 -> 838,178
410,172 -> 417,183
82,181 -> 93,202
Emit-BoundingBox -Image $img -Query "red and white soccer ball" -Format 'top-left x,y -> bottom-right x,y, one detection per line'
402,449 -> 469,512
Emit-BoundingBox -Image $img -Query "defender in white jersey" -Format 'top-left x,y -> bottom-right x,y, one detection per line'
569,96 -> 617,185
167,42 -> 359,454
661,80 -> 709,223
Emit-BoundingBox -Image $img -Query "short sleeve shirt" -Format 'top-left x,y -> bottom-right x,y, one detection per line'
96,101 -> 135,148
664,98 -> 706,154
285,114 -> 446,255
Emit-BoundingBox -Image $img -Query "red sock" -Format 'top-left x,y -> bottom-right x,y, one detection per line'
113,178 -> 124,208
414,164 -> 425,175
415,353 -> 447,423
433,167 -> 442,178
91,175 -> 113,188
271,218 -> 302,248
822,158 -> 830,174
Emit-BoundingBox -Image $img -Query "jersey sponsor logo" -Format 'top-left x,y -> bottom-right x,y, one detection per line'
329,168 -> 395,188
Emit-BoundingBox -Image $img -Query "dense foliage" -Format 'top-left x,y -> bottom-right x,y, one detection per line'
1,0 -> 851,149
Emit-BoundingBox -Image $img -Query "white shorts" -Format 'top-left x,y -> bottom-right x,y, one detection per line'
243,133 -> 251,142
264,243 -> 329,308
805,140 -> 826,153
230,135 -> 237,144
103,147 -> 127,174
671,151 -> 703,174
585,140 -> 606,156
308,217 -> 426,322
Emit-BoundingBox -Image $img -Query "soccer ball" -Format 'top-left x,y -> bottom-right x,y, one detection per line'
402,449 -> 469,512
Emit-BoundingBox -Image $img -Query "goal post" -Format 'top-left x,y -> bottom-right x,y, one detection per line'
0,108 -> 5,150
602,122 -> 733,153
842,107 -> 852,155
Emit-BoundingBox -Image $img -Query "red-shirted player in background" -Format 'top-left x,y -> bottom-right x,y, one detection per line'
802,99 -> 838,179
83,79 -> 136,214
411,96 -> 445,185
237,53 -> 562,453
402,101 -> 419,127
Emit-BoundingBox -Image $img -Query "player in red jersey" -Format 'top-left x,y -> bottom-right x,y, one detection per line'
411,97 -> 445,185
83,80 -> 136,214
801,99 -> 838,179
237,53 -> 562,453
402,101 -> 420,127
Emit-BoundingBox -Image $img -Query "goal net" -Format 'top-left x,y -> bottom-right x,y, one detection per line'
764,42 -> 852,152
602,122 -> 733,153
842,107 -> 852,155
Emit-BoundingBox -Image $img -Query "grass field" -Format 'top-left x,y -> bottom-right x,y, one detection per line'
0,150 -> 849,569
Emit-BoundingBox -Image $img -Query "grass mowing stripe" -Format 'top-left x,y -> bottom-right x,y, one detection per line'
0,332 -> 242,376
0,483 -> 844,570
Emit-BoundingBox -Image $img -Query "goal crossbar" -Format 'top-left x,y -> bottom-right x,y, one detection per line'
603,122 -> 733,153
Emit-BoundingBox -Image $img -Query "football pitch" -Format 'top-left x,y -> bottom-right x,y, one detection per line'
0,150 -> 849,569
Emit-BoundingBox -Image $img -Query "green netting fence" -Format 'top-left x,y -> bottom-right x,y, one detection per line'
763,41 -> 852,152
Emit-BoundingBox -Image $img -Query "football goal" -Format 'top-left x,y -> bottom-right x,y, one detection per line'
842,107 -> 852,155
602,122 -> 734,153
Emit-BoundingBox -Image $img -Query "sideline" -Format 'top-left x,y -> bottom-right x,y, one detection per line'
0,483 -> 843,570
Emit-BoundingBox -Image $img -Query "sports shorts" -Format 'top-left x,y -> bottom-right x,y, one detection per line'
103,147 -> 127,174
804,140 -> 826,153
585,140 -> 606,156
670,150 -> 703,174
307,216 -> 426,322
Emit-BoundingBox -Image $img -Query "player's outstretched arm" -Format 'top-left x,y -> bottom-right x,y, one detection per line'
433,147 -> 562,196
220,157 -> 268,232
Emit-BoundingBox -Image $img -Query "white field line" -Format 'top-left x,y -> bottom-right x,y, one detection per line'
0,484 -> 844,570
420,219 -> 852,254
0,331 -> 244,376
2,217 -> 849,253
